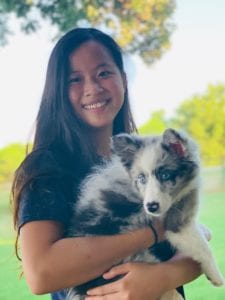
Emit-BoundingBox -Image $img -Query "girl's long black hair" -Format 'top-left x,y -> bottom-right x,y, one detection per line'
11,28 -> 137,248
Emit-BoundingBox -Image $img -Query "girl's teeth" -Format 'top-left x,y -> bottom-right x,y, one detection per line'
84,100 -> 107,110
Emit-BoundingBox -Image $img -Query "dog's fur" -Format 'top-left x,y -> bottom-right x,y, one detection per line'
67,129 -> 224,300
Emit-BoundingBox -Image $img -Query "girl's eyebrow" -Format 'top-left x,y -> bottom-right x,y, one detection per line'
96,62 -> 113,69
69,62 -> 114,74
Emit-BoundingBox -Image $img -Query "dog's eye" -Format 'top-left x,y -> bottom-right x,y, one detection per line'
137,173 -> 146,184
155,167 -> 177,183
160,171 -> 172,181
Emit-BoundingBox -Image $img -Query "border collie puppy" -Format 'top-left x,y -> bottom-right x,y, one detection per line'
67,129 -> 224,300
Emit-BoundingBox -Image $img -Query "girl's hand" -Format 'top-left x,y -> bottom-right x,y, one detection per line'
85,262 -> 166,300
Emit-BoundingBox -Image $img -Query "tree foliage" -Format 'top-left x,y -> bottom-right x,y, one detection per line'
139,110 -> 167,134
139,83 -> 225,166
0,143 -> 26,182
0,0 -> 176,64
171,83 -> 225,166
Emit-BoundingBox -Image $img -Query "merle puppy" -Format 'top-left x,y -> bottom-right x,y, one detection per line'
67,129 -> 224,300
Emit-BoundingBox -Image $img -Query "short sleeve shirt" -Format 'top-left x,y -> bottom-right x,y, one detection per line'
18,175 -> 74,231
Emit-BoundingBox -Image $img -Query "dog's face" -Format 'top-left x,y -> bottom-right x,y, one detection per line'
111,129 -> 199,218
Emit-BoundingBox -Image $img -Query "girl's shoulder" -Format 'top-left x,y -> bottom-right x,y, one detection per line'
19,145 -> 78,179
17,148 -> 79,230
16,148 -> 58,177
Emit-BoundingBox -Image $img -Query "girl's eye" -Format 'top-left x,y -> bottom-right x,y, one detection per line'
98,70 -> 111,78
69,77 -> 82,84
137,173 -> 146,185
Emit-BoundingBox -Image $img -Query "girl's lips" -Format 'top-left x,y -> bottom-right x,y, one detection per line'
82,99 -> 109,110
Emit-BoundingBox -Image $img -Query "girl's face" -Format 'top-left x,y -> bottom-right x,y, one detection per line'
68,41 -> 126,133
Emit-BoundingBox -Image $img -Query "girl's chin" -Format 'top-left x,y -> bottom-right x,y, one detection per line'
84,119 -> 113,131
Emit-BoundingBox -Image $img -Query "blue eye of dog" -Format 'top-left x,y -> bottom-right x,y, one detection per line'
155,168 -> 175,182
137,173 -> 146,184
160,171 -> 171,181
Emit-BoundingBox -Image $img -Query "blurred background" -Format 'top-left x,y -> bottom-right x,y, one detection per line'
0,0 -> 224,299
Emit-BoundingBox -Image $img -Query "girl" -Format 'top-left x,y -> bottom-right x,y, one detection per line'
11,28 -> 201,300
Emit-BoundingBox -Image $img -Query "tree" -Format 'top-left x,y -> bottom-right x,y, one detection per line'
139,110 -> 168,134
138,83 -> 225,166
0,0 -> 176,64
0,143 -> 26,182
171,83 -> 225,166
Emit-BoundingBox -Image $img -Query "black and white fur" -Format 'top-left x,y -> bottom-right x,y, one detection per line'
67,129 -> 224,300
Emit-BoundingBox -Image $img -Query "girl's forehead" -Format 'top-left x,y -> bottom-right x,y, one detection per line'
69,41 -> 115,71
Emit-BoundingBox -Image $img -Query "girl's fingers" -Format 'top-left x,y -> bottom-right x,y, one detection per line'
87,280 -> 121,296
87,263 -> 134,296
85,294 -> 117,300
103,263 -> 131,279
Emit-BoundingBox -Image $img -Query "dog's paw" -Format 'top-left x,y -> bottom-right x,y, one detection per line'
198,224 -> 212,241
202,259 -> 225,287
207,273 -> 225,287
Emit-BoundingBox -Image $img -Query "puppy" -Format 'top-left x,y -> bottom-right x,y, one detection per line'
67,129 -> 224,300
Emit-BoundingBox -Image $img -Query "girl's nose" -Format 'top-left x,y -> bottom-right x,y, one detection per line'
84,79 -> 103,97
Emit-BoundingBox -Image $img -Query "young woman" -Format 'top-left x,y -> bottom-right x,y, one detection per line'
11,28 -> 201,300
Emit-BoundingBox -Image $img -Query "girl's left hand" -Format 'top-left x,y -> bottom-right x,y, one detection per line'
85,262 -> 165,300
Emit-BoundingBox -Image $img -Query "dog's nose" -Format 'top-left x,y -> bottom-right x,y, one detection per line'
147,202 -> 160,213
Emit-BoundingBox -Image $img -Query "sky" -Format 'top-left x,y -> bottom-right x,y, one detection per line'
0,0 -> 225,148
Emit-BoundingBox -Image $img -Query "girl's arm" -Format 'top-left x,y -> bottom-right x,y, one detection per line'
19,220 -> 158,294
85,259 -> 201,300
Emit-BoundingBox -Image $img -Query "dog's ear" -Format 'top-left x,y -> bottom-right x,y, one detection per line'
162,128 -> 188,158
111,134 -> 143,169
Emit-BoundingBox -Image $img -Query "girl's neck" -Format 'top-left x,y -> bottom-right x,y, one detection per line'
88,126 -> 112,158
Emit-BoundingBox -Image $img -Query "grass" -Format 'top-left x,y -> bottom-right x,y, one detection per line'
0,180 -> 225,299
0,244 -> 49,300
0,183 -> 49,300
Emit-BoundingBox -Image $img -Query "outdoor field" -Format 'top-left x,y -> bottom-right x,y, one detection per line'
0,167 -> 225,300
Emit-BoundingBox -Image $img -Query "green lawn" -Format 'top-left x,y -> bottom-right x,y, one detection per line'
0,184 -> 49,300
0,182 -> 225,299
0,244 -> 49,300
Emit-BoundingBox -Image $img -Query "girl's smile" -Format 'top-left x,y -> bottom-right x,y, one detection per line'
82,99 -> 110,110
